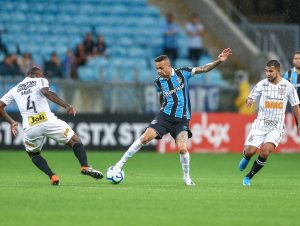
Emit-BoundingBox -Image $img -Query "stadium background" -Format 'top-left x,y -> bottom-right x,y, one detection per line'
1,1 -> 300,226
0,0 -> 299,152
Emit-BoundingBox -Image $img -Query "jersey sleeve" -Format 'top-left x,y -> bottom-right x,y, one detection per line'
38,78 -> 49,89
179,67 -> 194,80
288,85 -> 300,106
248,82 -> 262,101
0,89 -> 14,106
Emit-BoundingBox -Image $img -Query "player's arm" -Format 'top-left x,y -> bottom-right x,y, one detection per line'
246,82 -> 262,107
192,48 -> 232,76
0,101 -> 18,136
41,87 -> 76,116
292,105 -> 300,133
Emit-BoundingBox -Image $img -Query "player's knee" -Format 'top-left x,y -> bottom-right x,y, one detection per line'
260,147 -> 273,158
27,152 -> 41,159
140,135 -> 151,144
179,148 -> 188,154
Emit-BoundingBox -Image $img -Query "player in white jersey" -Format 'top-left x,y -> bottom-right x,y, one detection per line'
238,60 -> 300,186
0,67 -> 103,185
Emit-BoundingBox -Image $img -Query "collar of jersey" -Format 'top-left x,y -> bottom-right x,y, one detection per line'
160,68 -> 176,80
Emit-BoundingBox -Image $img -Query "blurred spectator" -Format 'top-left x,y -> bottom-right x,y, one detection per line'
83,32 -> 95,55
75,44 -> 87,66
44,52 -> 63,79
18,52 -> 34,75
94,35 -> 107,56
185,14 -> 207,66
0,54 -> 22,76
162,13 -> 179,62
62,49 -> 77,79
0,35 -> 8,56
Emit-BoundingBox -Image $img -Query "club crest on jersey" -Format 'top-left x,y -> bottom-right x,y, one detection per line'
176,77 -> 182,84
278,87 -> 286,95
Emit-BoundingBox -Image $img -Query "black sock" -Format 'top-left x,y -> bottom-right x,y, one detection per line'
243,149 -> 251,161
31,155 -> 55,179
246,155 -> 267,179
73,142 -> 88,167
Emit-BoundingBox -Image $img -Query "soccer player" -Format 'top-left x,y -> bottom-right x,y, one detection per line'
283,51 -> 300,126
238,60 -> 300,186
114,48 -> 232,185
0,66 -> 103,185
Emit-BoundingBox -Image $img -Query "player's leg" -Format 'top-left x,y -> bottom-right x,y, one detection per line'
244,142 -> 275,183
24,127 -> 59,185
176,131 -> 195,186
243,130 -> 281,186
27,151 -> 59,185
65,133 -> 103,179
115,127 -> 158,169
239,129 -> 263,171
46,119 -> 103,179
239,145 -> 257,171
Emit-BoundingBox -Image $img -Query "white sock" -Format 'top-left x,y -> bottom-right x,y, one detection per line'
180,152 -> 190,179
115,139 -> 143,168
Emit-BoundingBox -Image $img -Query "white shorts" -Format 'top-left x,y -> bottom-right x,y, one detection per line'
245,128 -> 283,148
23,118 -> 75,152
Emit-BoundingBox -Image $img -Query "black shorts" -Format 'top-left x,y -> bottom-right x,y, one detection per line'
148,112 -> 192,140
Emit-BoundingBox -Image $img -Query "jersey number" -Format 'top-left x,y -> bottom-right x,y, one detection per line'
27,96 -> 37,113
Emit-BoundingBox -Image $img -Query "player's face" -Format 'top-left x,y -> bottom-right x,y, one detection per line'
265,66 -> 279,83
155,60 -> 172,78
293,54 -> 300,69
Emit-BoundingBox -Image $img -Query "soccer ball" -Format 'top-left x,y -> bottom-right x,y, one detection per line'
106,166 -> 124,184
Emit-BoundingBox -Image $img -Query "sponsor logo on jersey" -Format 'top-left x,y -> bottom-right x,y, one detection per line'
28,112 -> 48,126
163,83 -> 184,97
264,120 -> 278,127
176,77 -> 182,84
264,101 -> 283,109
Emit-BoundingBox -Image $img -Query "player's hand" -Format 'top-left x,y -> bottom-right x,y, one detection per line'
218,48 -> 232,62
11,121 -> 18,137
246,98 -> 254,107
66,105 -> 76,116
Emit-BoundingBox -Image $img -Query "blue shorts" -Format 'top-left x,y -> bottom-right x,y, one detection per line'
148,112 -> 192,140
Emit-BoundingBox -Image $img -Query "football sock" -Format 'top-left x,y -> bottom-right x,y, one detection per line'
116,139 -> 143,168
31,155 -> 55,178
246,155 -> 267,179
72,142 -> 88,167
180,152 -> 190,179
243,149 -> 251,161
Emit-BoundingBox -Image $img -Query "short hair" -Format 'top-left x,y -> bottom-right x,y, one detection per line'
266,60 -> 280,68
26,66 -> 42,77
294,51 -> 300,56
154,55 -> 169,62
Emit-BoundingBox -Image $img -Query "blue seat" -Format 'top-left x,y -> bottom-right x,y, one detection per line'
175,58 -> 194,68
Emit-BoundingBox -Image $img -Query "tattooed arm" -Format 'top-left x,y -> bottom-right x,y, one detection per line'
192,48 -> 232,76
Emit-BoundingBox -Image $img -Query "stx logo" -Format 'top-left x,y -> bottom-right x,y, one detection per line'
264,101 -> 283,109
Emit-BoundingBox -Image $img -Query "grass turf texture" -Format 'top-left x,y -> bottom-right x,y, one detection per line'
1,151 -> 300,226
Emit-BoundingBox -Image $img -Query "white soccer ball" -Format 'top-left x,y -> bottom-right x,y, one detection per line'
106,166 -> 124,184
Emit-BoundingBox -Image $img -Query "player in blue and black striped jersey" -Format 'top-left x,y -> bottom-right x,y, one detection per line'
115,48 -> 232,185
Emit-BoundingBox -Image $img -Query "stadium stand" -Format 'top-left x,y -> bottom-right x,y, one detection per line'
0,0 -> 228,86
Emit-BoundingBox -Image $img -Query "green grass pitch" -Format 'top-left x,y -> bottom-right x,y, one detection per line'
1,151 -> 300,226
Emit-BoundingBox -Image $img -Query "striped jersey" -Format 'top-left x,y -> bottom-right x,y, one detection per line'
248,78 -> 299,131
154,68 -> 195,119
